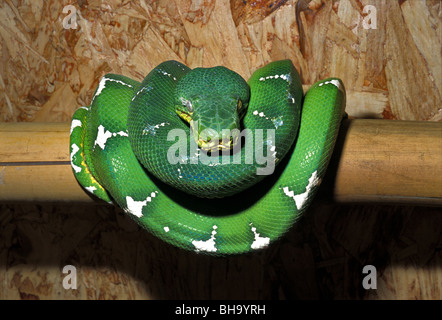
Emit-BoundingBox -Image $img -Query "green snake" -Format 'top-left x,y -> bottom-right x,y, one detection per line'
70,60 -> 346,255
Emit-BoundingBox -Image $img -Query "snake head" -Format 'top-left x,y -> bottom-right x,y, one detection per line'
174,66 -> 250,151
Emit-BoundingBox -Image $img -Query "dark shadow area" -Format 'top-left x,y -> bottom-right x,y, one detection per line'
315,117 -> 350,203
0,201 -> 440,299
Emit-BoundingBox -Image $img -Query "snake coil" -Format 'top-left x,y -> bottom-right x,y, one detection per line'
70,60 -> 346,255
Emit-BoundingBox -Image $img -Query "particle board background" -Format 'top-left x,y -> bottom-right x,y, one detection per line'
0,0 -> 441,299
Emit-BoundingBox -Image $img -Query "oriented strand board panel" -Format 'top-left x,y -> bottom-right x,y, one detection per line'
0,0 -> 441,300
1,0 -> 440,122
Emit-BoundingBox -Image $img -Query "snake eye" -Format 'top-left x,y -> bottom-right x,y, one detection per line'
237,99 -> 242,112
185,100 -> 193,113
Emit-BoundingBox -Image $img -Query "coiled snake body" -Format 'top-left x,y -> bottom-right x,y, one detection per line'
70,60 -> 346,255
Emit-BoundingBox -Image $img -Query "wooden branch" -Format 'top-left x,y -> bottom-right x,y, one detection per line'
0,120 -> 441,205
323,119 -> 442,206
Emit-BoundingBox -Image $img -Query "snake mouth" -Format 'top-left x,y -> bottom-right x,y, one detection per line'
176,110 -> 192,123
176,112 -> 238,151
198,134 -> 239,152
185,118 -> 241,152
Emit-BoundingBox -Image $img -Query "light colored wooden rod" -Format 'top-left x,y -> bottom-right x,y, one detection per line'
0,122 -> 87,203
0,120 -> 441,205
325,119 -> 442,206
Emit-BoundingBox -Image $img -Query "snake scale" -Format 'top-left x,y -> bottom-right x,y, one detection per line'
70,60 -> 346,255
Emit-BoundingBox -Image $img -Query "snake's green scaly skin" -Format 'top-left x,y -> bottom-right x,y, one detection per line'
70,60 -> 346,255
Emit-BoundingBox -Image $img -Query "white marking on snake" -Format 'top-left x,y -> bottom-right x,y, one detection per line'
253,110 -> 283,129
270,145 -> 277,159
94,77 -> 134,98
159,70 -> 177,81
70,144 -> 82,173
192,225 -> 218,253
253,110 -> 269,120
155,122 -> 169,129
282,170 -> 321,210
319,79 -> 343,91
125,195 -> 154,218
94,125 -> 129,150
208,162 -> 220,167
272,116 -> 284,129
288,93 -> 296,104
142,122 -> 170,136
250,224 -> 270,249
70,119 -> 82,134
85,186 -> 97,194
132,86 -> 153,101
259,74 -> 291,83
94,125 -> 112,149
164,226 -> 170,232
280,74 -> 291,82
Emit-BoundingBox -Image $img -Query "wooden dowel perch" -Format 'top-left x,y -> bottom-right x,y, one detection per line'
0,120 -> 441,206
